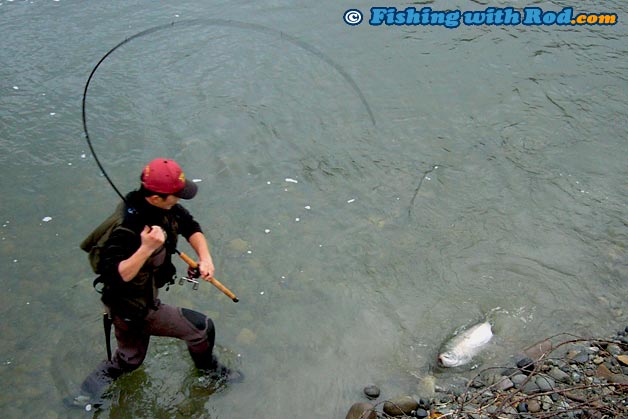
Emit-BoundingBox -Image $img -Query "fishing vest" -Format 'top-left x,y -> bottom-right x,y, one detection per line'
97,210 -> 180,320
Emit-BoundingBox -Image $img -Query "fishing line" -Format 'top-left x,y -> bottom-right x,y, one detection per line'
81,18 -> 377,202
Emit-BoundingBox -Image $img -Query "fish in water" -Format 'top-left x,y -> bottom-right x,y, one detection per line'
438,321 -> 493,367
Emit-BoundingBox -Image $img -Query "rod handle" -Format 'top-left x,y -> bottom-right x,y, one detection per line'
177,251 -> 239,303
178,251 -> 198,268
208,277 -> 239,303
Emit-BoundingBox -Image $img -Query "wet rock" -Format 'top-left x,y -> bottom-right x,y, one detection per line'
535,376 -> 555,392
517,357 -> 535,374
524,339 -> 552,360
517,402 -> 528,413
595,364 -> 628,384
502,406 -> 518,416
470,379 -> 484,388
527,399 -> 541,413
550,358 -> 568,370
596,363 -> 615,381
548,367 -> 570,383
363,384 -> 380,399
479,371 -> 500,386
610,373 -> 628,385
345,402 -> 377,419
451,387 -> 465,398
439,394 -> 454,404
522,380 -> 541,394
511,374 -> 528,387
606,344 -> 622,356
571,351 -> 590,364
414,408 -> 429,418
496,376 -> 514,391
383,396 -> 419,416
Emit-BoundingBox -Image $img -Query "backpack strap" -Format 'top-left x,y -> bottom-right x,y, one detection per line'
103,312 -> 113,362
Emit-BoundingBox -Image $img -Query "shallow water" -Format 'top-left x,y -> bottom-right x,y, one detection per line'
1,1 -> 626,418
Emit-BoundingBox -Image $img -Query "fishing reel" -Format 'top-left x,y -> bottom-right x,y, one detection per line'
178,275 -> 199,290
177,267 -> 200,290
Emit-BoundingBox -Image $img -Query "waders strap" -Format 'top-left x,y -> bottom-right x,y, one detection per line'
103,313 -> 112,362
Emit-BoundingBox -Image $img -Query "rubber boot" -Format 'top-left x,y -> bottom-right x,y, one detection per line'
64,360 -> 122,410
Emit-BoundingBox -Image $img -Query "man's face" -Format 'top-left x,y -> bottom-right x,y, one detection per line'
148,194 -> 180,210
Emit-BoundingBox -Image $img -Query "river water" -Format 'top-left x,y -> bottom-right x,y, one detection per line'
1,1 -> 626,418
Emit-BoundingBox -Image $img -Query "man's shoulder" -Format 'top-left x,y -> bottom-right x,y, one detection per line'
171,203 -> 193,218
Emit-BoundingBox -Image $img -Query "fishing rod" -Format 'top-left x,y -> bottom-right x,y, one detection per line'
81,23 -> 239,303
82,18 -> 378,302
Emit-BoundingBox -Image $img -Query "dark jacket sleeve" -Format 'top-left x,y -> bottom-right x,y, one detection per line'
98,226 -> 140,285
175,205 -> 203,240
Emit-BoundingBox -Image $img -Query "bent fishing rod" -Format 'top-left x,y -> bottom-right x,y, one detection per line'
81,25 -> 238,303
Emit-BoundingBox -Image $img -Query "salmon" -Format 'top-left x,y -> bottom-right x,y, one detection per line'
438,321 -> 493,367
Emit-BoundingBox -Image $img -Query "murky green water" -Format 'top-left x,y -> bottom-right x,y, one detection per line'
1,1 -> 626,418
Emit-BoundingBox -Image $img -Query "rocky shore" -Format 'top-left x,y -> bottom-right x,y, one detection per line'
346,327 -> 628,419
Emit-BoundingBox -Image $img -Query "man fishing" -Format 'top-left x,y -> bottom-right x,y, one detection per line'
69,158 -> 240,407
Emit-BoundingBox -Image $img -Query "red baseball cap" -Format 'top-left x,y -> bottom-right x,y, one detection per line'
140,158 -> 198,199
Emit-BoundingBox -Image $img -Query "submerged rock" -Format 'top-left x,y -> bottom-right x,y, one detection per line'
363,384 -> 380,399
345,402 -> 377,419
236,328 -> 256,345
417,375 -> 436,397
227,238 -> 249,253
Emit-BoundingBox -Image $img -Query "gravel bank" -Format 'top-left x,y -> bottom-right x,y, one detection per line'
346,328 -> 628,419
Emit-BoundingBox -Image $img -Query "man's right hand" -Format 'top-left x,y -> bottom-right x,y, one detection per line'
140,225 -> 166,252
118,225 -> 166,282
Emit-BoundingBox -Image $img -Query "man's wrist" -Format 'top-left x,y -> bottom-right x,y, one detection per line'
137,244 -> 156,258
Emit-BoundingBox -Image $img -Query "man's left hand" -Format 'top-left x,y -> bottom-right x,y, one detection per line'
197,260 -> 215,281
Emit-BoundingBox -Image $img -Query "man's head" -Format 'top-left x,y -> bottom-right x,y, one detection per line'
140,158 -> 197,209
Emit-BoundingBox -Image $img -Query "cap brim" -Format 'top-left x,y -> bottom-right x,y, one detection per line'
174,180 -> 198,199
